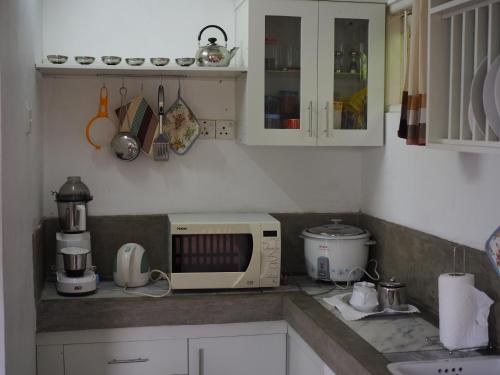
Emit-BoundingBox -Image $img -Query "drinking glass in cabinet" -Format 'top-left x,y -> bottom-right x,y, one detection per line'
333,19 -> 369,130
265,16 -> 301,130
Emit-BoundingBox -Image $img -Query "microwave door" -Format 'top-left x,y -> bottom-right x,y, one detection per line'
172,233 -> 253,273
171,232 -> 261,289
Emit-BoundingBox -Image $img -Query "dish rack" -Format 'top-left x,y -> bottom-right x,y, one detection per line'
427,0 -> 500,153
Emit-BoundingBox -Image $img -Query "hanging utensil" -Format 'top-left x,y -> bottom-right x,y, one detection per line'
85,85 -> 115,150
164,81 -> 200,155
152,84 -> 169,161
111,86 -> 141,161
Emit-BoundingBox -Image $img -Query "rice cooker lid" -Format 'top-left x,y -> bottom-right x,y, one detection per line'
302,219 -> 369,240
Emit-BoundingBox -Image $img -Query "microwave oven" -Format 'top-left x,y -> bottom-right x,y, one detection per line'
168,213 -> 281,289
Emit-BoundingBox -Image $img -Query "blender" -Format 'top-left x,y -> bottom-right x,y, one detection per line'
53,176 -> 97,295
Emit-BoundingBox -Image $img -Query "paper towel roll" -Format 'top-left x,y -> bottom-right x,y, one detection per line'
439,273 -> 493,350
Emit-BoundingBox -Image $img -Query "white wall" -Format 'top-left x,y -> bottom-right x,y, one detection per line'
42,0 -> 237,62
362,112 -> 500,251
0,0 -> 43,374
41,0 -> 363,217
42,76 -> 362,216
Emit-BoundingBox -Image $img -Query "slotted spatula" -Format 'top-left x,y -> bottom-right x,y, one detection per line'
153,84 -> 169,161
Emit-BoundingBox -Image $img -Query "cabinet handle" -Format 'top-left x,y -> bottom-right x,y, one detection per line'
198,348 -> 204,375
308,101 -> 313,137
107,357 -> 149,364
324,101 -> 330,137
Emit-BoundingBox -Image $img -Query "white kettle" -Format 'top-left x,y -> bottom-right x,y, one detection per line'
113,243 -> 151,287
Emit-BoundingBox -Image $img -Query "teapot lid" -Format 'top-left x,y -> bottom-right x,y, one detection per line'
54,176 -> 93,203
379,277 -> 405,288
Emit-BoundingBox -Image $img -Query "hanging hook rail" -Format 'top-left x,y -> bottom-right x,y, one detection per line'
95,73 -> 189,79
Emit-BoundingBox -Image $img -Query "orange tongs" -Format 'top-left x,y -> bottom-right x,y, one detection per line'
85,86 -> 113,150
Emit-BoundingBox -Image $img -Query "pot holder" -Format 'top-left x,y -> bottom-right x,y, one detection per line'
164,85 -> 200,155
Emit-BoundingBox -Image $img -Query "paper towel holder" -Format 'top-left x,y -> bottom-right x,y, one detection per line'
450,246 -> 466,276
425,336 -> 494,356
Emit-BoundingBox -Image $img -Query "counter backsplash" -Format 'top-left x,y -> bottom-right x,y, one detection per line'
33,212 -> 499,345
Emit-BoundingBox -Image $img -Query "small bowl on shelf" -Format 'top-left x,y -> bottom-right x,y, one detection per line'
47,55 -> 68,64
75,56 -> 95,65
175,58 -> 195,67
101,56 -> 122,65
125,58 -> 145,66
150,57 -> 170,66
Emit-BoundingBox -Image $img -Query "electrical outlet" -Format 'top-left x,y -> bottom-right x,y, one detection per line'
199,119 -> 216,139
215,120 -> 235,140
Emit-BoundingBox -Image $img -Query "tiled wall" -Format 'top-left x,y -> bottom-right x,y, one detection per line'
36,213 -> 500,346
360,214 -> 500,348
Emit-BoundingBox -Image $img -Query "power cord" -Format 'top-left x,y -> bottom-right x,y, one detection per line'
333,259 -> 380,290
296,259 -> 380,296
122,269 -> 172,298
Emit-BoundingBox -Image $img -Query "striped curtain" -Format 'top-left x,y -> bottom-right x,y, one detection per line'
398,0 -> 428,145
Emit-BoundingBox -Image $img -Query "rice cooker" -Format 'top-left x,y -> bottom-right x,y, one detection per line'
301,219 -> 376,282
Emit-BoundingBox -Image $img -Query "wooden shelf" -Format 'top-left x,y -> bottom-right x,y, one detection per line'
35,63 -> 247,78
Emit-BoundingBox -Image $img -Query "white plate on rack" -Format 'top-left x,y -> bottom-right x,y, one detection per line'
483,54 -> 500,138
469,57 -> 487,137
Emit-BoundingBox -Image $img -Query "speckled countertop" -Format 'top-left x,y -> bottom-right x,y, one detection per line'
36,276 -> 485,375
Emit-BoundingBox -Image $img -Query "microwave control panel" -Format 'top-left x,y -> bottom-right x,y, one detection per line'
260,225 -> 281,287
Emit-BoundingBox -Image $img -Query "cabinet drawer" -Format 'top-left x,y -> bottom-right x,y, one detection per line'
64,339 -> 187,375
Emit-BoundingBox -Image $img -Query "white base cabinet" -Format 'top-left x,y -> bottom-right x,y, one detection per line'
36,322 -> 287,375
287,326 -> 336,375
189,334 -> 286,375
64,339 -> 188,375
36,322 -> 334,375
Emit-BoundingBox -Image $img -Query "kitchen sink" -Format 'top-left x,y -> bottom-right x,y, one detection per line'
387,356 -> 500,375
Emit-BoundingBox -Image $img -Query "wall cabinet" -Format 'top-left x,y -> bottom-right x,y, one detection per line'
235,0 -> 385,146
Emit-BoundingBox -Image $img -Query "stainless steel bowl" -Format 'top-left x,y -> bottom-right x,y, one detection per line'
75,56 -> 95,65
125,58 -> 145,66
101,56 -> 122,65
150,57 -> 170,66
61,247 -> 90,277
47,55 -> 68,64
175,58 -> 195,67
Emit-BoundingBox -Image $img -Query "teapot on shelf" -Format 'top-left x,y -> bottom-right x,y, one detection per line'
195,25 -> 239,67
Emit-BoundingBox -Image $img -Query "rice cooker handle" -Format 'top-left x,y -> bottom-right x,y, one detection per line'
331,219 -> 342,224
364,240 -> 377,246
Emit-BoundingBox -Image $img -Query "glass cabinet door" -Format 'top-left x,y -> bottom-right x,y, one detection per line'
317,2 -> 385,146
247,1 -> 318,145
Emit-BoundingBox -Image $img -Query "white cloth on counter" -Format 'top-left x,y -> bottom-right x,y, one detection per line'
438,273 -> 494,350
323,293 -> 420,321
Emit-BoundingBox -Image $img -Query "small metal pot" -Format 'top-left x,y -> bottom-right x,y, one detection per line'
57,201 -> 88,233
53,177 -> 93,233
377,278 -> 408,311
61,247 -> 89,277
